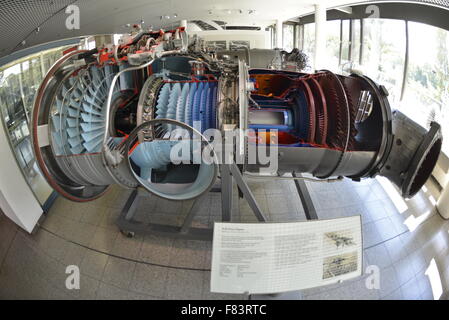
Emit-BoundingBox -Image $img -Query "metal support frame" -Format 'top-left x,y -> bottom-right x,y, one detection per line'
230,164 -> 267,222
116,164 -> 319,240
293,172 -> 318,220
116,162 -> 269,240
116,165 -> 319,240
116,187 -> 214,240
251,172 -> 318,300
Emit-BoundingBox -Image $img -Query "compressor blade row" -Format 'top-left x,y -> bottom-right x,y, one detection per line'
143,80 -> 218,134
49,64 -> 134,155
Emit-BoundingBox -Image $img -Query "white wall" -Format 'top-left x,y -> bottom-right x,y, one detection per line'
0,119 -> 43,233
434,153 -> 449,189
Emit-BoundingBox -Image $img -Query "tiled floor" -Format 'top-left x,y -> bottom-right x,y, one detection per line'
0,176 -> 448,300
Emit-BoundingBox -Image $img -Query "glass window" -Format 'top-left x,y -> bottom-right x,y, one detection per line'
266,26 -> 273,49
325,20 -> 341,72
401,22 -> 449,154
0,66 -> 24,130
295,24 -> 302,50
302,23 -> 315,70
0,46 -> 69,202
20,57 -> 43,115
113,34 -> 126,45
283,24 -> 295,52
206,40 -> 227,50
230,40 -> 250,50
341,20 -> 351,63
362,19 -> 406,106
271,26 -> 275,49
351,19 -> 362,65
42,51 -> 61,72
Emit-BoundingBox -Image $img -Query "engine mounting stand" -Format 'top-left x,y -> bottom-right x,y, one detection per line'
116,163 -> 317,240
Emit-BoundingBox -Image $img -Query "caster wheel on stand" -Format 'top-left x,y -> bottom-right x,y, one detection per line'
120,230 -> 135,238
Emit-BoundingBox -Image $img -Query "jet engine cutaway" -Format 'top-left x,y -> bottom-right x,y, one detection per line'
32,28 -> 442,203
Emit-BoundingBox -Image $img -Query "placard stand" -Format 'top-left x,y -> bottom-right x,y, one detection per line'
248,172 -> 318,300
116,164 -> 319,301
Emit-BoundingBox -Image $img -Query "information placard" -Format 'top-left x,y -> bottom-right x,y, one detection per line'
211,216 -> 363,294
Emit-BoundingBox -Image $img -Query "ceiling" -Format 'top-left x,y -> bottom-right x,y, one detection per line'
0,0 -> 448,61
0,0 -> 347,59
